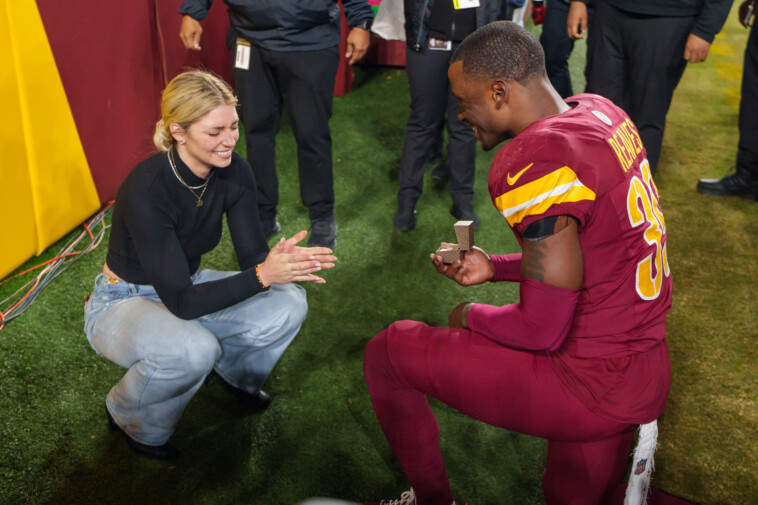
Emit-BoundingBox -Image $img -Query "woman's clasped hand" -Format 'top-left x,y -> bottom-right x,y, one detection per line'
257,230 -> 337,287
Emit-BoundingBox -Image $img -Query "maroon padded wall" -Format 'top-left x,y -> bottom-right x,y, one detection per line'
35,1 -> 353,204
36,0 -> 233,204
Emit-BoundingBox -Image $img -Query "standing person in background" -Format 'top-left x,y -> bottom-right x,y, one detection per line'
84,71 -> 336,460
394,0 -> 500,232
540,0 -> 594,99
571,0 -> 733,175
499,0 -> 530,25
179,0 -> 375,248
697,0 -> 758,201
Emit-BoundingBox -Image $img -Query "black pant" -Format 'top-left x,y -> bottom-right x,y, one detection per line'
587,2 -> 693,174
738,20 -> 758,180
397,44 -> 476,208
540,0 -> 594,99
498,2 -> 515,21
232,42 -> 340,221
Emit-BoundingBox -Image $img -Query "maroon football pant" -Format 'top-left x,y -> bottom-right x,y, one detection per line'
363,320 -> 636,505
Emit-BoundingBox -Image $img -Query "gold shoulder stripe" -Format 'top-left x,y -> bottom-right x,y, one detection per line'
494,166 -> 596,227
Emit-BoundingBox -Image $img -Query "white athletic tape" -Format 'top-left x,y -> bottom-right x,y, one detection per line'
624,420 -> 658,505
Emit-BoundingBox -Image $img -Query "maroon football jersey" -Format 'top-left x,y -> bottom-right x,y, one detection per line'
488,94 -> 672,421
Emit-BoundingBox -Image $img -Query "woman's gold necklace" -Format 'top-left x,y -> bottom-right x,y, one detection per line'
168,146 -> 211,207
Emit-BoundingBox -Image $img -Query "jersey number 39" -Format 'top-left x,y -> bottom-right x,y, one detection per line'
627,159 -> 671,300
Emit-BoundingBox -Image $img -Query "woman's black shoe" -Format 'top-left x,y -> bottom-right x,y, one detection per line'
208,371 -> 271,410
106,407 -> 179,460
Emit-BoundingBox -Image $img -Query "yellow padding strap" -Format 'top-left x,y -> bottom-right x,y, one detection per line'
0,0 -> 100,278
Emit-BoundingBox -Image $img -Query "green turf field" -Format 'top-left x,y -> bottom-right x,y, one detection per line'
1,11 -> 756,505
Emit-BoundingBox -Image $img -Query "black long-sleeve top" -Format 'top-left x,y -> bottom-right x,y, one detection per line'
106,151 -> 269,320
605,0 -> 733,43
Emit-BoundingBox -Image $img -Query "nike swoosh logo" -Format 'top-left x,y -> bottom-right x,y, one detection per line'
507,163 -> 533,185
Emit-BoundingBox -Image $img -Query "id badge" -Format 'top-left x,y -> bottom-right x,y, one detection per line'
428,37 -> 452,51
235,38 -> 251,70
453,0 -> 480,9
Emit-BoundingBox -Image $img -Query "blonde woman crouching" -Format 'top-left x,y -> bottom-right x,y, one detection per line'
84,70 -> 335,459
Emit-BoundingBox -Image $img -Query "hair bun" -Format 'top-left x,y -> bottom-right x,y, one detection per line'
153,118 -> 173,152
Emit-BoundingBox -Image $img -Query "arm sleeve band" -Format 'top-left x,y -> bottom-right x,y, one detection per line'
467,278 -> 579,351
490,253 -> 522,282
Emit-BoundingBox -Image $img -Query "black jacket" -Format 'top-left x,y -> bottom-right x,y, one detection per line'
403,0 -> 501,52
179,0 -> 374,51
605,0 -> 733,43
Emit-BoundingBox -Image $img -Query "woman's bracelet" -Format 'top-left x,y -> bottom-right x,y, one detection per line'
256,264 -> 269,290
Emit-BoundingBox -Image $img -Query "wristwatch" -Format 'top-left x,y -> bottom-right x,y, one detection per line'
356,17 -> 373,31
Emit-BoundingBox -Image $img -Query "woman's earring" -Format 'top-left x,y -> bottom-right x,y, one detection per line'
179,140 -> 185,145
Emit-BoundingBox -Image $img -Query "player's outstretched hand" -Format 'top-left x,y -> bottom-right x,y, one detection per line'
430,246 -> 495,286
257,230 -> 336,286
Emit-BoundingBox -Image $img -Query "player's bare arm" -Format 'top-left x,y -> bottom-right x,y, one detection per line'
520,215 -> 583,289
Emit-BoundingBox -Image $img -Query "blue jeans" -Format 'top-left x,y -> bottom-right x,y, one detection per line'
84,270 -> 307,446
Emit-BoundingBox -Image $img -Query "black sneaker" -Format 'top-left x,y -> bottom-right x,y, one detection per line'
394,204 -> 417,232
308,216 -> 337,249
696,171 -> 758,201
262,218 -> 282,239
451,204 -> 480,230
